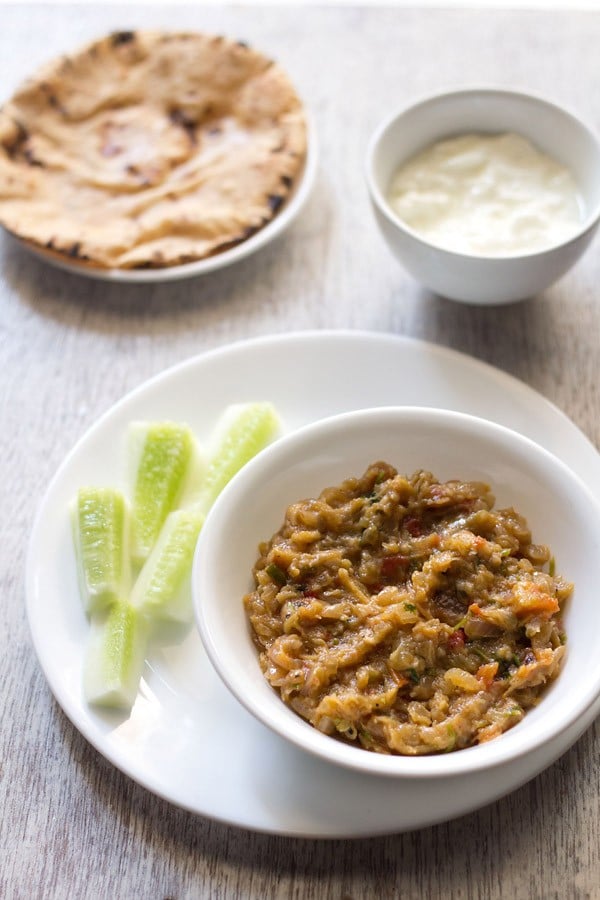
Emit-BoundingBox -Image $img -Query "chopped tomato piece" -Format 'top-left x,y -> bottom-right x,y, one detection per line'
380,555 -> 409,577
389,670 -> 409,688
447,628 -> 466,652
405,517 -> 422,537
515,592 -> 559,618
476,662 -> 499,689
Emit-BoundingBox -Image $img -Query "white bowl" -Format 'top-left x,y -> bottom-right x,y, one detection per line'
366,88 -> 600,305
194,406 -> 600,779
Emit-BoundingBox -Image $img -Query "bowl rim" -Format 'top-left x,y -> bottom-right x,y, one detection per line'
194,405 -> 600,779
365,85 -> 600,262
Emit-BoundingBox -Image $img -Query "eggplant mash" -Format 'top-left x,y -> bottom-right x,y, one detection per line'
244,463 -> 571,755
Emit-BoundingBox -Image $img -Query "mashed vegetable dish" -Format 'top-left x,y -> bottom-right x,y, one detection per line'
244,463 -> 571,755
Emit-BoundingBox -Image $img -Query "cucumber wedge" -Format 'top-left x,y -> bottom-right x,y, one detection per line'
131,508 -> 205,624
194,403 -> 280,514
71,487 -> 129,615
83,601 -> 147,711
129,421 -> 198,567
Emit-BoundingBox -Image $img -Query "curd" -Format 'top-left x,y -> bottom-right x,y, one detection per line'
387,132 -> 583,256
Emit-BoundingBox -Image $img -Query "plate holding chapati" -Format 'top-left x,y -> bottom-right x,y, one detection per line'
0,30 -> 313,280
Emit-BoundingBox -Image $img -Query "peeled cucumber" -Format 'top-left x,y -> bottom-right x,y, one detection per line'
131,507 -> 205,624
71,487 -> 129,615
194,403 -> 280,514
83,601 -> 147,710
74,404 -> 280,713
129,421 -> 198,567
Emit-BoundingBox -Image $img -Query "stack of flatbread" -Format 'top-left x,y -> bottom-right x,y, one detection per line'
0,31 -> 307,268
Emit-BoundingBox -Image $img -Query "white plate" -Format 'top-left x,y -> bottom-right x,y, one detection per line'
13,121 -> 317,283
26,331 -> 600,837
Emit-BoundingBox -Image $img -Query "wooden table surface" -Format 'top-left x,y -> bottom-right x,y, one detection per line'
2,4 -> 600,898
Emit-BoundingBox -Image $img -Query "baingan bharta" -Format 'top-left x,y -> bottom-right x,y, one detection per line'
244,463 -> 571,755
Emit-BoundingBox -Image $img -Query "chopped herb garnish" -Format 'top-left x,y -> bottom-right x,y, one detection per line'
359,727 -> 375,747
500,548 -> 511,558
559,632 -> 567,645
549,556 -> 556,577
407,668 -> 420,684
445,725 -> 457,751
404,602 -> 417,612
265,563 -> 287,586
472,646 -> 490,662
495,657 -> 514,679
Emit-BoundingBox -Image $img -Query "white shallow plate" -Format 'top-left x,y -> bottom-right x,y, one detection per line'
26,331 -> 600,837
12,121 -> 317,283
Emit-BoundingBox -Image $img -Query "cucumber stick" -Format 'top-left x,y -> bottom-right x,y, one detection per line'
131,508 -> 205,623
130,421 -> 197,567
83,601 -> 147,710
75,404 -> 279,712
72,487 -> 130,615
194,403 -> 280,514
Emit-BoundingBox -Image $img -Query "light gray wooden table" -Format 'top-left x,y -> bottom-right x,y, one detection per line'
2,4 -> 600,898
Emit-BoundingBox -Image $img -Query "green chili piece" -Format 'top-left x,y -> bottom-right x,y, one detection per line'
266,563 -> 287,586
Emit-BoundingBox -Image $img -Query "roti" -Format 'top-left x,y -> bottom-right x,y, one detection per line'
0,31 -> 307,269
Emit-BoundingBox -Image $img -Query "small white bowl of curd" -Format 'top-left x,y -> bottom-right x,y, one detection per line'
366,88 -> 600,304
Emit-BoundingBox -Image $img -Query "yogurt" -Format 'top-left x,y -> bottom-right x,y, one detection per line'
387,132 -> 583,256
